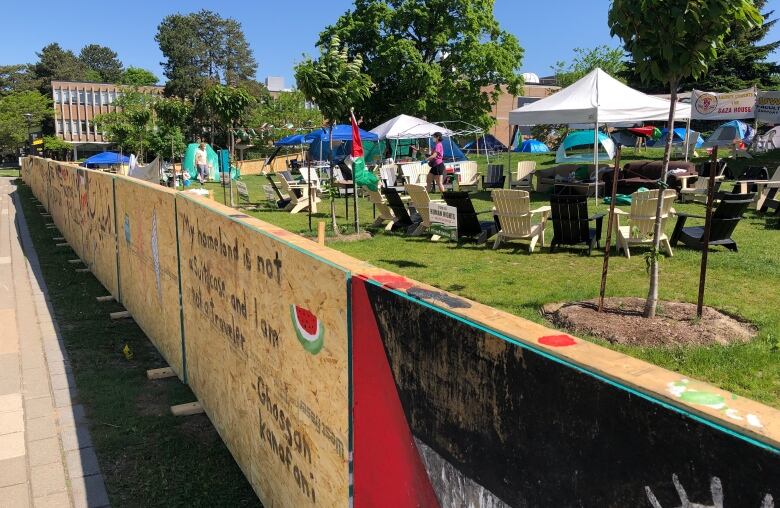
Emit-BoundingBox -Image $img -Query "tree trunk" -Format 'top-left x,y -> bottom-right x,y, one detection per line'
644,81 -> 678,318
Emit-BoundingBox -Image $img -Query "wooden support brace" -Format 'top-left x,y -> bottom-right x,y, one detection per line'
55,243 -> 69,247
52,237 -> 65,241
67,259 -> 83,264
75,268 -> 90,273
96,295 -> 114,302
41,213 -> 51,217
45,225 -> 57,229
36,204 -> 45,208
109,310 -> 131,320
170,402 -> 204,417
146,367 -> 176,380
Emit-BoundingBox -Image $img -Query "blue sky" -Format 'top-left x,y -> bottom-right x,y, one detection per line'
2,0 -> 779,86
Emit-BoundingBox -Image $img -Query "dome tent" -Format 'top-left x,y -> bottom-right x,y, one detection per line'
462,134 -> 507,153
652,128 -> 704,148
702,120 -> 754,148
183,143 -> 219,180
517,139 -> 550,153
556,130 -> 615,163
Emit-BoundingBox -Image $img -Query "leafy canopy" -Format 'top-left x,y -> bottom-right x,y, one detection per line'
79,44 -> 124,83
553,46 -> 626,88
0,91 -> 51,152
317,0 -> 523,128
609,0 -> 763,87
156,10 -> 257,98
120,67 -> 159,87
294,36 -> 373,124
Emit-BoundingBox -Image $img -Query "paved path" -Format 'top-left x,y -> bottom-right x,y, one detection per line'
0,177 -> 110,508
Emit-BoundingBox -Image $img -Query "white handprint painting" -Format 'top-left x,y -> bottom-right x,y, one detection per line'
646,474 -> 774,508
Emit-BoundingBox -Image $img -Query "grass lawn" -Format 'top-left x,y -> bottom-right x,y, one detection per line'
15,182 -> 261,507
0,167 -> 20,177
198,148 -> 780,409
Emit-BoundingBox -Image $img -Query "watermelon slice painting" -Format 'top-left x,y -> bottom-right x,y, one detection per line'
290,305 -> 324,354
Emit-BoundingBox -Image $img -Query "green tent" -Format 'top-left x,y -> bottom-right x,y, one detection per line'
183,143 -> 219,180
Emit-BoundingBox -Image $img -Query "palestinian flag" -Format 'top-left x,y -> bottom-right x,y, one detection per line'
350,111 -> 379,191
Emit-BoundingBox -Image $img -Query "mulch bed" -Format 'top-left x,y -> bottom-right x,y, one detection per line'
542,297 -> 756,348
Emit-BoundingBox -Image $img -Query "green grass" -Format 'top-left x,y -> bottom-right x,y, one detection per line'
15,181 -> 261,508
0,168 -> 20,177
199,148 -> 780,409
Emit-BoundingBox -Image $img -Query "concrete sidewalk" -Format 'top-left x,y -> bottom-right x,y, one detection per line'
0,177 -> 110,508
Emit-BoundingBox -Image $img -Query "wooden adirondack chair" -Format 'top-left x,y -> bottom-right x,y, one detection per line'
482,164 -> 506,189
382,188 -> 419,233
278,175 -> 320,214
456,161 -> 480,191
264,173 -> 290,209
671,193 -> 754,252
298,167 -> 324,193
755,166 -> 780,211
615,189 -> 677,258
365,188 -> 399,231
401,162 -> 424,186
549,194 -> 605,255
405,183 -> 444,236
510,161 -> 536,191
679,160 -> 727,203
490,189 -> 551,252
442,191 -> 496,244
379,164 -> 404,192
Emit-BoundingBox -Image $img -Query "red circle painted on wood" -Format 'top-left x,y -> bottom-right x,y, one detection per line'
368,274 -> 414,291
538,335 -> 577,347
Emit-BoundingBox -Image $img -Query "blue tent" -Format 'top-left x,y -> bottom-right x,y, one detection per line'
517,139 -> 550,153
304,124 -> 379,143
653,128 -> 704,148
462,134 -> 507,153
83,152 -> 129,168
274,134 -> 308,146
428,136 -> 467,162
556,130 -> 616,163
703,120 -> 753,148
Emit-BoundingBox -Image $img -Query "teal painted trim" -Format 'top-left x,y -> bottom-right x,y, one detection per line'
112,178 -> 121,302
175,193 -> 348,274
346,275 -> 354,506
364,279 -> 780,456
173,198 -> 188,384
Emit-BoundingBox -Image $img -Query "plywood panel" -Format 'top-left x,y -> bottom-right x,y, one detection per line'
47,163 -> 84,257
79,169 -> 117,296
114,176 -> 183,375
176,194 -> 349,507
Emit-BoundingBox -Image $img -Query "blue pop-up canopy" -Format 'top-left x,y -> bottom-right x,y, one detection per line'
655,128 -> 704,148
274,134 -> 309,146
83,152 -> 129,168
304,124 -> 378,143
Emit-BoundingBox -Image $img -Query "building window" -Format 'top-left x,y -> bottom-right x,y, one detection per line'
102,91 -> 108,105
78,90 -> 85,104
54,90 -> 61,104
80,121 -> 87,135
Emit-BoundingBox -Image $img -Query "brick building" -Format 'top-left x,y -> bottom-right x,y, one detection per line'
486,79 -> 559,147
51,80 -> 164,158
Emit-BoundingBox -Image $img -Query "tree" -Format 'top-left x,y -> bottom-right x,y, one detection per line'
33,43 -> 88,94
202,84 -> 255,155
94,91 -> 156,158
0,65 -> 41,96
246,90 -> 323,135
0,91 -> 51,153
608,0 -> 762,319
79,44 -> 124,83
156,10 -> 257,98
317,0 -> 523,128
42,135 -> 70,159
553,46 -> 626,88
120,67 -> 159,87
295,36 -> 373,233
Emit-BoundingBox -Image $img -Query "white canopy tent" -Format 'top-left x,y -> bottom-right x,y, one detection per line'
370,114 -> 453,161
508,68 -> 692,198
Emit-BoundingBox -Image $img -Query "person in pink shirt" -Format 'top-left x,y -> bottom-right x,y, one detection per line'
426,132 -> 446,193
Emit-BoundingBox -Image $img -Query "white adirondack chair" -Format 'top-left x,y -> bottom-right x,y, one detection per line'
405,183 -> 444,237
490,189 -> 550,252
510,161 -> 536,191
615,189 -> 677,258
457,161 -> 480,191
401,162 -> 424,186
679,161 -> 727,203
278,175 -> 320,214
365,188 -> 397,230
298,167 -> 324,193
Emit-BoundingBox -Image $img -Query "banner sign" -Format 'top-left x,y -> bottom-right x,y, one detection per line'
429,202 -> 458,240
756,90 -> 780,124
691,88 -> 755,120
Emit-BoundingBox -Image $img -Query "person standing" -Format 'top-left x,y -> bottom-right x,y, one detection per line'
195,142 -> 209,184
426,132 -> 446,193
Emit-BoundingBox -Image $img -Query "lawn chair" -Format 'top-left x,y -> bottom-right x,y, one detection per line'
678,160 -> 727,203
264,173 -> 290,209
490,189 -> 551,252
755,166 -> 780,212
401,162 -> 424,186
299,167 -> 324,193
735,166 -> 769,194
235,180 -> 258,210
365,188 -> 397,231
549,194 -> 605,255
510,161 -> 536,191
442,191 -> 496,244
615,189 -> 677,259
379,164 -> 404,192
405,183 -> 444,236
482,164 -> 506,189
456,161 -> 480,191
278,175 -> 320,214
670,193 -> 754,252
382,188 -> 419,233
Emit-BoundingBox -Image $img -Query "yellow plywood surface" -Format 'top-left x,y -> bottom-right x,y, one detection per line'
79,169 -> 118,296
177,194 -> 349,507
47,163 -> 84,258
114,176 -> 183,376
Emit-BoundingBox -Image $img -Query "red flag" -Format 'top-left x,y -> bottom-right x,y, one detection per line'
350,111 -> 364,158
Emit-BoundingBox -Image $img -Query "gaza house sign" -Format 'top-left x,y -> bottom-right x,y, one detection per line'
691,88 -> 756,120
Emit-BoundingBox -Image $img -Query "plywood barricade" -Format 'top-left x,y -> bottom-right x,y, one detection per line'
176,194 -> 349,506
114,176 -> 184,376
19,156 -> 780,507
